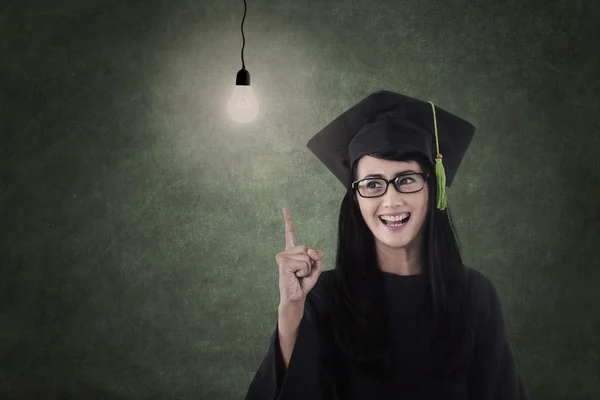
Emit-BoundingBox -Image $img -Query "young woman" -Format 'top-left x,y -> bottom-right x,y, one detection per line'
245,90 -> 529,399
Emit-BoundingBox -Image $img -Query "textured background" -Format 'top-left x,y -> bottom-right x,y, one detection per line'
1,0 -> 599,399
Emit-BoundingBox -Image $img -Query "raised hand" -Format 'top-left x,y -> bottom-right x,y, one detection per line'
275,208 -> 324,306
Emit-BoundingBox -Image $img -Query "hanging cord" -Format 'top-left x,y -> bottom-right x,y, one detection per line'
241,0 -> 247,69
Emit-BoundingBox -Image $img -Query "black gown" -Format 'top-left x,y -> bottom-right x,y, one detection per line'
245,267 -> 529,399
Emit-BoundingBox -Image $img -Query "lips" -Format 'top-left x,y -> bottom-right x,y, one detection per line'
378,213 -> 411,226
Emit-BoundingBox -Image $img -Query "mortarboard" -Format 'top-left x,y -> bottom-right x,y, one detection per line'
306,90 -> 476,210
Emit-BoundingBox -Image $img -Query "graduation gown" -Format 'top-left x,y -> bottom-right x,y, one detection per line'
245,267 -> 529,399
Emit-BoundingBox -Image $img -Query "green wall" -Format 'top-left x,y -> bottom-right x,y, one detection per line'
1,0 -> 599,398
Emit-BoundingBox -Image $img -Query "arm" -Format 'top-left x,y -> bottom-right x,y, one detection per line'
468,277 -> 529,399
277,303 -> 304,369
245,292 -> 331,400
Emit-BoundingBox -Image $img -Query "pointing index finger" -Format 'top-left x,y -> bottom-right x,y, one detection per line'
283,207 -> 296,250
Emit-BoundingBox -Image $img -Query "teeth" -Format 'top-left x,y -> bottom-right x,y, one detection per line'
380,213 -> 410,222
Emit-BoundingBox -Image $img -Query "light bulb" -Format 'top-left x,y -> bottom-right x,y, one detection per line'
227,84 -> 259,123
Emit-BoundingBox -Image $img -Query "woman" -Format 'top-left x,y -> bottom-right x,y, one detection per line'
245,90 -> 529,399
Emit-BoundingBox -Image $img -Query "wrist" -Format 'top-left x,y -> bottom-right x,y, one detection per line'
278,302 -> 304,324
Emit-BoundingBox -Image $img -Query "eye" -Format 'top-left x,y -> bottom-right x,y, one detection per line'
366,180 -> 382,188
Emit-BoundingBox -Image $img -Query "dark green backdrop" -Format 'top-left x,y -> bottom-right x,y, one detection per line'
1,0 -> 599,399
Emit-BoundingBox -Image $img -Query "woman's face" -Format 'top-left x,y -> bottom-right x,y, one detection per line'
354,156 -> 429,251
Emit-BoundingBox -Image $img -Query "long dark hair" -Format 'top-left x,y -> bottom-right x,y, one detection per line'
330,150 -> 473,379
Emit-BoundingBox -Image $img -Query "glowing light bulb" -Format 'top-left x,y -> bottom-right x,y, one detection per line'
227,68 -> 259,123
227,85 -> 259,123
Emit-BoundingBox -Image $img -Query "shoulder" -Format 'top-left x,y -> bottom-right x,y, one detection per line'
304,269 -> 337,317
318,268 -> 338,286
465,266 -> 504,322
309,268 -> 337,300
466,266 -> 496,296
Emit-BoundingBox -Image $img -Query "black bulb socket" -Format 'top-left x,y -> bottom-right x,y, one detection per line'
236,68 -> 251,85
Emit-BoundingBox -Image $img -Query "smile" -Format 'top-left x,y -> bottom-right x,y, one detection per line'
378,213 -> 410,230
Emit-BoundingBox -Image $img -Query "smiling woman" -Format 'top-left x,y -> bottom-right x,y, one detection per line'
355,170 -> 426,229
245,90 -> 529,399
353,157 -> 430,274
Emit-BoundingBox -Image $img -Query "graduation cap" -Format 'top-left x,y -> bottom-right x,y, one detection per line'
306,90 -> 476,210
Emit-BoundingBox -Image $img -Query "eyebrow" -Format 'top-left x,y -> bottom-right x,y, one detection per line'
363,170 -> 418,179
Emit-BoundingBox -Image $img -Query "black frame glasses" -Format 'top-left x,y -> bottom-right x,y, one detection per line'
351,173 -> 430,198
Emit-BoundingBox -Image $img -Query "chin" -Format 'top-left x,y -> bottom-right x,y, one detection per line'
379,237 -> 413,249
371,222 -> 421,249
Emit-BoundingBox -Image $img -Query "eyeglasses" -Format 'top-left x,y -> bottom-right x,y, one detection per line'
352,173 -> 430,198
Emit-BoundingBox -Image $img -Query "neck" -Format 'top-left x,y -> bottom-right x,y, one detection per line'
376,234 -> 424,276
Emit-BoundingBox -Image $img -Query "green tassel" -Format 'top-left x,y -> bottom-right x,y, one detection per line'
435,156 -> 447,210
428,101 -> 447,211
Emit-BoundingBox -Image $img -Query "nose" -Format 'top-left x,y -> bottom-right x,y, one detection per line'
381,183 -> 405,206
